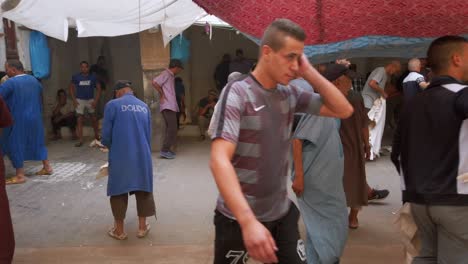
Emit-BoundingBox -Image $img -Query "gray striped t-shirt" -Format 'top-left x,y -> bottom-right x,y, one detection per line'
209,74 -> 322,222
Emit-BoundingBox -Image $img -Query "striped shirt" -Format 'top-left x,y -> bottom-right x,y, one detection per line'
209,74 -> 322,222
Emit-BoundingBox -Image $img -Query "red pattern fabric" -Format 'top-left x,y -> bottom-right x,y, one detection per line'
193,0 -> 468,44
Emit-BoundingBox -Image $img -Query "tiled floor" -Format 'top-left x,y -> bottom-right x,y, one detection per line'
7,137 -> 405,263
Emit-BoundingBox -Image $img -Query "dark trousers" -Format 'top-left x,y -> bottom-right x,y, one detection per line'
51,114 -> 77,135
176,112 -> 181,129
0,161 -> 14,264
214,203 -> 306,264
110,191 -> 156,221
161,110 -> 178,152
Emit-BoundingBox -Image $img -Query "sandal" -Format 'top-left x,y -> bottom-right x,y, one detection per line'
6,177 -> 26,185
35,168 -> 53,176
137,224 -> 151,238
108,227 -> 127,240
368,189 -> 389,201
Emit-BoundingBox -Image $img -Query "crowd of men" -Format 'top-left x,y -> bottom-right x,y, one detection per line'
208,20 -> 467,264
0,18 -> 466,264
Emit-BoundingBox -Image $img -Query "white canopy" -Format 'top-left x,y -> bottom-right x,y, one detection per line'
194,15 -> 231,28
1,0 -> 207,45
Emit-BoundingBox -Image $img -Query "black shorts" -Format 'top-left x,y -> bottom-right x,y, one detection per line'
214,203 -> 306,264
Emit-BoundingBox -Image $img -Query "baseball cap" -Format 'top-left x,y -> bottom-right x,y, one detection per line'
323,64 -> 357,82
113,80 -> 132,91
169,59 -> 184,69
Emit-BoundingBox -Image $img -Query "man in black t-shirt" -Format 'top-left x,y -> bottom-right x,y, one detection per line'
197,89 -> 218,140
214,54 -> 231,91
90,56 -> 109,90
174,77 -> 186,129
392,35 -> 468,263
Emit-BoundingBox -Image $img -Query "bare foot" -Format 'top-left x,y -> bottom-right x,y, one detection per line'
349,218 -> 359,229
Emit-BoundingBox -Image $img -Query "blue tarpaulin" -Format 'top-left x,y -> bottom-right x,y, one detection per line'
29,31 -> 51,79
170,34 -> 191,63
245,34 -> 468,63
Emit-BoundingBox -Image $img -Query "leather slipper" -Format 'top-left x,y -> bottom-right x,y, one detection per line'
137,224 -> 151,238
35,168 -> 53,176
6,177 -> 26,185
108,227 -> 127,240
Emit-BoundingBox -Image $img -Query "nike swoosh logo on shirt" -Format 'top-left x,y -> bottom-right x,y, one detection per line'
254,105 -> 266,111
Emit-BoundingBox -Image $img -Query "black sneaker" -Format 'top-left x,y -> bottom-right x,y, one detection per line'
368,189 -> 389,201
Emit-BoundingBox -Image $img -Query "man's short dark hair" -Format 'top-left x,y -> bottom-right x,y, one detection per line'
80,61 -> 89,66
260,19 -> 306,52
427,35 -> 468,74
169,59 -> 183,69
57,89 -> 66,97
6,59 -> 24,71
222,53 -> 231,61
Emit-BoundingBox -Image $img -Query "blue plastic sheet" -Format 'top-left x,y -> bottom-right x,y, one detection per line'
29,31 -> 51,79
244,34 -> 468,63
170,34 -> 190,63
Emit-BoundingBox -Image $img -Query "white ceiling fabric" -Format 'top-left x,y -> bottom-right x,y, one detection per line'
2,0 -> 207,44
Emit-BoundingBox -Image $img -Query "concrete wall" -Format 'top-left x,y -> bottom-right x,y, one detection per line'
139,30 -> 171,151
178,26 -> 258,122
41,31 -> 143,133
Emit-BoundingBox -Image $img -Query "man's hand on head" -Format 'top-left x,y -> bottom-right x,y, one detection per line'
297,54 -> 314,78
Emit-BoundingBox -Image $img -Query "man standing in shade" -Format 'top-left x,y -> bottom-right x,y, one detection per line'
152,59 -> 183,159
70,61 -> 102,147
214,53 -> 231,91
198,89 -> 218,140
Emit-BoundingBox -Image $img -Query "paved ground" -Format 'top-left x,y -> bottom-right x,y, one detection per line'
6,136 -> 406,263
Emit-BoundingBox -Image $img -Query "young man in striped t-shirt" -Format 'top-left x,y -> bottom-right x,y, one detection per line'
209,19 -> 353,264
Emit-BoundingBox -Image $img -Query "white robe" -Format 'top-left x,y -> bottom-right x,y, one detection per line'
368,97 -> 386,160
